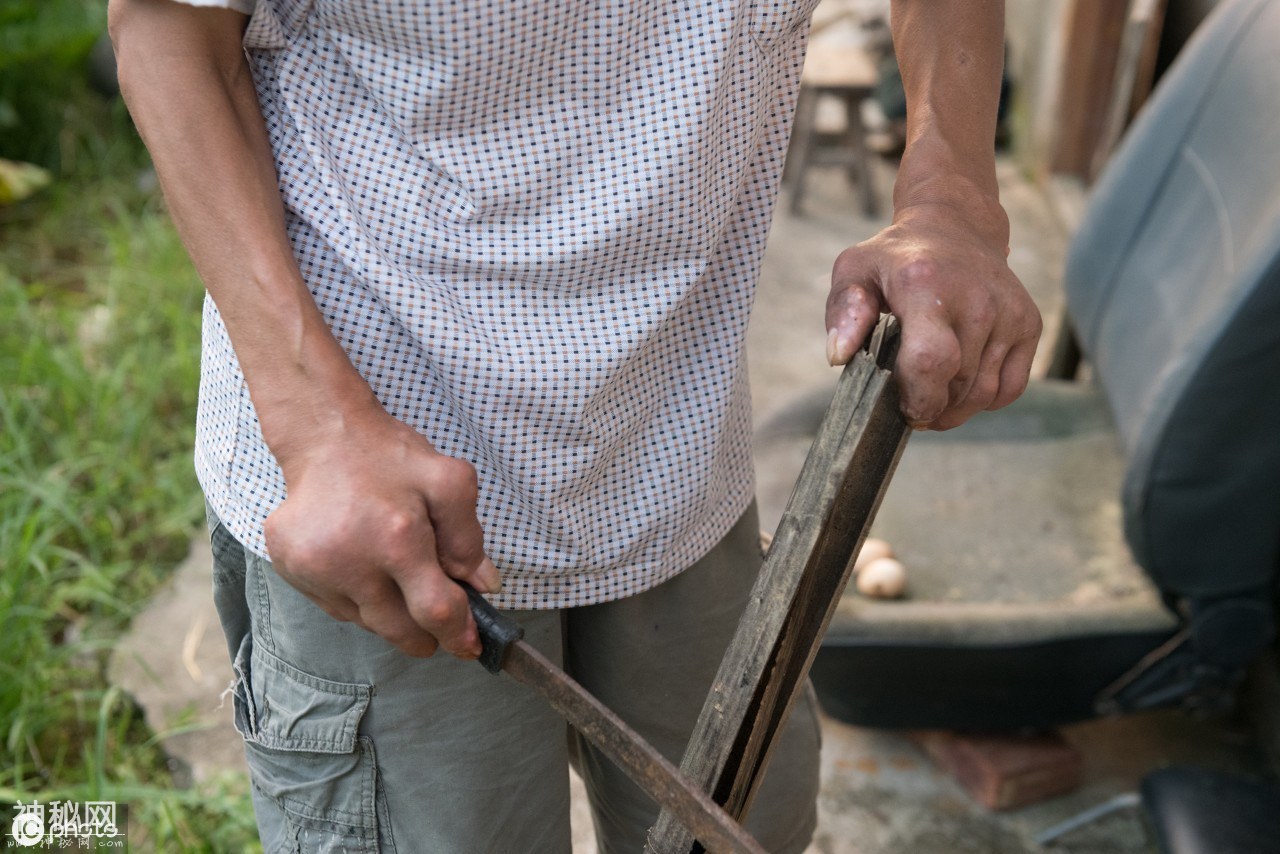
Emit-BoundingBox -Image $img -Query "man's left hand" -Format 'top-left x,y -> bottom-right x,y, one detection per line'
825,199 -> 1042,431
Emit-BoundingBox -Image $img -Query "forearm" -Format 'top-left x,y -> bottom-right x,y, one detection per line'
828,0 -> 1038,430
890,0 -> 1007,235
110,0 -> 378,468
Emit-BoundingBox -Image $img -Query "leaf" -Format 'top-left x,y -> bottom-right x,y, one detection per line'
0,158 -> 52,204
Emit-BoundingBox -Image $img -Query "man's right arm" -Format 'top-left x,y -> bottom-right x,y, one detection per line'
109,0 -> 498,658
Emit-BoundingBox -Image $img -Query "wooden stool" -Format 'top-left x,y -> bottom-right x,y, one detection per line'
786,42 -> 879,217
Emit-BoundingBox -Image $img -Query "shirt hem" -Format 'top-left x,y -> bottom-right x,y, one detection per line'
486,483 -> 756,611
197,454 -> 757,612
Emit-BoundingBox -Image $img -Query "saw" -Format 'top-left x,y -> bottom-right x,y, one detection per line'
462,584 -> 766,853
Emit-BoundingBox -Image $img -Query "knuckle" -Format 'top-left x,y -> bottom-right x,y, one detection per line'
326,514 -> 354,545
279,541 -> 323,575
1010,296 -> 1043,337
413,597 -> 457,630
445,459 -> 480,496
827,284 -> 871,313
832,243 -> 869,276
901,336 -> 961,379
969,296 -> 997,329
265,512 -> 355,576
1026,307 -> 1045,338
383,509 -> 418,542
825,286 -> 842,311
442,538 -> 484,570
894,258 -> 941,292
424,456 -> 479,498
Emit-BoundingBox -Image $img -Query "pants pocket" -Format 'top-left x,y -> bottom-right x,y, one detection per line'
230,636 -> 386,853
208,512 -> 253,664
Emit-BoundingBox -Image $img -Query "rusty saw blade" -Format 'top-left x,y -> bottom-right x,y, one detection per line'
461,584 -> 765,854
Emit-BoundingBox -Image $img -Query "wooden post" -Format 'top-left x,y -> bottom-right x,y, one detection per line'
1051,0 -> 1130,178
1051,0 -> 1167,181
645,317 -> 910,853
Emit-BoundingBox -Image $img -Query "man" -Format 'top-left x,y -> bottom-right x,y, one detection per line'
109,0 -> 1040,850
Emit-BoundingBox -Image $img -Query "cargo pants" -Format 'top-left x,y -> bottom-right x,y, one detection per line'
208,500 -> 821,853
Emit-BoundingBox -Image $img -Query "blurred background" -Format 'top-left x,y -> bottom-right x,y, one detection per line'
1,0 -> 252,848
2,1 -> 1273,852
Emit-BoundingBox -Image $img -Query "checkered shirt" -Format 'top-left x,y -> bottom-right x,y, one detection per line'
190,0 -> 816,608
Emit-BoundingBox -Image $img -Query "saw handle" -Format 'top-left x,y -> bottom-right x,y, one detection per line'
461,583 -> 525,674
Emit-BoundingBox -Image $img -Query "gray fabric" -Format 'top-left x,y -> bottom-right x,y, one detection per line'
1063,0 -> 1280,596
207,502 -> 820,853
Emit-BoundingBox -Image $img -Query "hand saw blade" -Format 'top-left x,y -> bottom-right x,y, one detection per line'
461,584 -> 765,854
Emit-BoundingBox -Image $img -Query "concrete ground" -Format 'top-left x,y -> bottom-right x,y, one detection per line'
110,154 -> 1260,852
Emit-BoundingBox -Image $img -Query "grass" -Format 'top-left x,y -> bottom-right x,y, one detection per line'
0,0 -> 110,169
0,83 -> 261,849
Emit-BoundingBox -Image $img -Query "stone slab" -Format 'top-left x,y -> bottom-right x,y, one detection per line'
107,531 -> 247,787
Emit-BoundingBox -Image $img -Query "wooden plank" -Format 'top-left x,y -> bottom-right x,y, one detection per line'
721,371 -> 908,821
1126,0 -> 1166,118
1051,0 -> 1129,179
645,317 -> 909,853
1088,0 -> 1168,180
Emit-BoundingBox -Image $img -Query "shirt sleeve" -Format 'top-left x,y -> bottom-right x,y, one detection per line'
168,0 -> 256,14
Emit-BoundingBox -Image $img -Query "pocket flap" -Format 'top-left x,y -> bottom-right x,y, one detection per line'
247,643 -> 372,754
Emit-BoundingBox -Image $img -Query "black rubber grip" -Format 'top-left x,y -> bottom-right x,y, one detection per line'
462,583 -> 524,674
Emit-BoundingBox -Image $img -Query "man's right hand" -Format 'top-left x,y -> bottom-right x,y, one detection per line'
263,408 -> 502,660
110,0 -> 499,662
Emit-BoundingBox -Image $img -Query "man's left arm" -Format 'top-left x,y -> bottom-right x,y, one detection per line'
826,0 -> 1042,430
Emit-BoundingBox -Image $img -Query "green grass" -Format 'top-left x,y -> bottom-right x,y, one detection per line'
0,87 -> 260,849
0,0 -> 109,169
